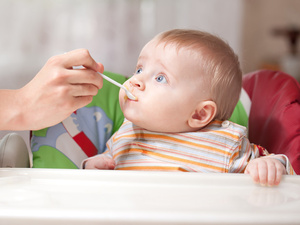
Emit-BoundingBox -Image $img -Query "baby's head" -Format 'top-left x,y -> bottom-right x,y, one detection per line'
120,29 -> 242,133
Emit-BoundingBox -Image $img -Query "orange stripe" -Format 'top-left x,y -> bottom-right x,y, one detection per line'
138,133 -> 231,156
289,166 -> 295,175
229,150 -> 239,166
212,130 -> 240,140
114,148 -> 227,172
113,134 -> 136,142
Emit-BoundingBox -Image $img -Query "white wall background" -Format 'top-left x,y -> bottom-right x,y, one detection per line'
241,0 -> 300,75
0,0 -> 244,90
0,0 -> 299,149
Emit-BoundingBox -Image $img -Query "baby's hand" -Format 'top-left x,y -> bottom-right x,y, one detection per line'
84,155 -> 115,170
244,157 -> 287,186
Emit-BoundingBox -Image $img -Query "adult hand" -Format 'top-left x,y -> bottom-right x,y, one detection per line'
0,49 -> 104,130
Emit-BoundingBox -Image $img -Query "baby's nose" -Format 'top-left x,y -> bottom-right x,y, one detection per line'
130,77 -> 145,90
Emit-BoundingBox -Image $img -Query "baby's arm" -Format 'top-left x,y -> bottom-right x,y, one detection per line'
244,156 -> 287,186
82,154 -> 115,170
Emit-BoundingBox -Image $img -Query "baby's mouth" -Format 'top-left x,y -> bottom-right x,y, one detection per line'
124,85 -> 138,101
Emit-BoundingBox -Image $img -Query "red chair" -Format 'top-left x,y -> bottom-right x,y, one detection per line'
243,70 -> 300,174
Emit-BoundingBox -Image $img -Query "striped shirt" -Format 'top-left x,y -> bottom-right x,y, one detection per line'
104,119 -> 295,174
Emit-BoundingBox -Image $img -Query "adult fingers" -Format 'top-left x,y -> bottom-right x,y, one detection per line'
61,49 -> 102,72
71,95 -> 94,111
70,83 -> 100,97
67,68 -> 103,89
96,62 -> 104,73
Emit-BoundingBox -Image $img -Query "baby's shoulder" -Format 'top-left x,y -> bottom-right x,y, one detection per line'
199,120 -> 248,142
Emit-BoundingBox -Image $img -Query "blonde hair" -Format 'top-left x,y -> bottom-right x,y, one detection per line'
154,29 -> 242,120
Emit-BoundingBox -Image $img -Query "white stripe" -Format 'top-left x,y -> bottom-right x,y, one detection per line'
62,116 -> 80,137
56,133 -> 87,168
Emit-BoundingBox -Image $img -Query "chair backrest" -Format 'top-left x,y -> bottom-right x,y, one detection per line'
242,70 -> 300,174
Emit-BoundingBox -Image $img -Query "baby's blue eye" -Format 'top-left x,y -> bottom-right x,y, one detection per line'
155,75 -> 167,83
136,68 -> 142,74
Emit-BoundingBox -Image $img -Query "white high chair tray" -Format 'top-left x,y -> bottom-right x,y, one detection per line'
0,168 -> 299,225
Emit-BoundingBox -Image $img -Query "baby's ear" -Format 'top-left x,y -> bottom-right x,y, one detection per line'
188,101 -> 217,129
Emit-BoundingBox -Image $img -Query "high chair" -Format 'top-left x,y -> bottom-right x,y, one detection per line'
1,70 -> 299,174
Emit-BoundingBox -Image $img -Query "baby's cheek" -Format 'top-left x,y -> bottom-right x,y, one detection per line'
119,90 -> 126,105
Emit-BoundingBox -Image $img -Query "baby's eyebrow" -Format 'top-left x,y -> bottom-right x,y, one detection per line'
159,61 -> 168,72
136,54 -> 170,77
137,55 -> 147,61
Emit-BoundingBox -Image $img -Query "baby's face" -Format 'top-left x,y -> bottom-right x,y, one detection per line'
119,39 -> 209,132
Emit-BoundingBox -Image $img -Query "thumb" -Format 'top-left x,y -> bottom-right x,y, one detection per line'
97,62 -> 104,73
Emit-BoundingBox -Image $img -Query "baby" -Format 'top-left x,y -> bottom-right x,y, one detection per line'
83,29 -> 295,186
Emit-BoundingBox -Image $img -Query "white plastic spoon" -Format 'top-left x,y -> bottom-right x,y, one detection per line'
98,72 -> 137,100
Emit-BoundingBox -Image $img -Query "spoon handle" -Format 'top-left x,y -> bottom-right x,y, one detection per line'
97,72 -> 127,91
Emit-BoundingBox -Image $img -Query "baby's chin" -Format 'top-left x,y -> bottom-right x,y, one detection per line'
123,114 -> 137,124
123,116 -> 167,132
124,115 -> 148,129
